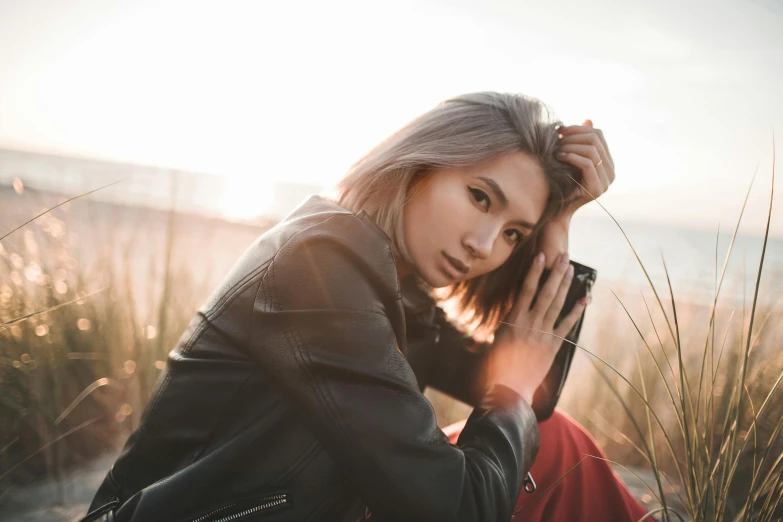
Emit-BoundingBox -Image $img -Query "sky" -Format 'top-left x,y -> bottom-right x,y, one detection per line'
0,0 -> 781,234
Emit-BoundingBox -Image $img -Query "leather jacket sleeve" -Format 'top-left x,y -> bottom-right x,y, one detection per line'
251,217 -> 540,522
406,261 -> 596,421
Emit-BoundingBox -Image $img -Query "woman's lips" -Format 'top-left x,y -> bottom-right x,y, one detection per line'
442,252 -> 470,279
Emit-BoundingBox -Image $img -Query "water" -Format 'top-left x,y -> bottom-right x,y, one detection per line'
568,215 -> 783,306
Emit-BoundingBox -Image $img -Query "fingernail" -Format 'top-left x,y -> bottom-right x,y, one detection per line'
567,265 -> 574,277
536,252 -> 545,264
560,253 -> 569,265
557,152 -> 566,159
578,297 -> 587,306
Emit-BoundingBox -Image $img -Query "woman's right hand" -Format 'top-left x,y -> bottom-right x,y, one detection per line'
483,251 -> 586,405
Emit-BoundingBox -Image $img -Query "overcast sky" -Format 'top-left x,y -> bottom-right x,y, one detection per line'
0,0 -> 781,234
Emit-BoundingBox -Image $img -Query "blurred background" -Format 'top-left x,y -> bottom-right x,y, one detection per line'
1,0 -> 782,520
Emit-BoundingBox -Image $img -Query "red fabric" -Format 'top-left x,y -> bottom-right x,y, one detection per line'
443,410 -> 649,521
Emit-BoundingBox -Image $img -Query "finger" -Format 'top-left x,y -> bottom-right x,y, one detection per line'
582,125 -> 615,183
594,128 -> 614,166
558,133 -> 612,170
557,144 -> 602,168
557,125 -> 596,136
554,296 -> 587,339
559,144 -> 610,192
543,263 -> 574,329
556,152 -> 602,200
532,253 -> 571,320
516,251 -> 547,313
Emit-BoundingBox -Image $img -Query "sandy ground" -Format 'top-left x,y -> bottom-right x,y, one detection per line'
0,456 -> 113,522
1,455 -> 687,522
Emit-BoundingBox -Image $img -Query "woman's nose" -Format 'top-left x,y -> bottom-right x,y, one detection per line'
463,231 -> 494,260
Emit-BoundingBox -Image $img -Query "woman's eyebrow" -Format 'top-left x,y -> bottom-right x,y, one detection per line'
477,176 -> 537,229
477,176 -> 509,207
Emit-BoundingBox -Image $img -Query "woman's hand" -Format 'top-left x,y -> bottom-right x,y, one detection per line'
482,251 -> 586,405
556,120 -> 616,215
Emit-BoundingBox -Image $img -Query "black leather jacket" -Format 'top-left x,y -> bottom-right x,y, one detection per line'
84,195 -> 593,522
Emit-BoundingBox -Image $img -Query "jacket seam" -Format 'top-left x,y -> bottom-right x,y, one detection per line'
252,209 -> 394,337
287,322 -> 354,454
249,212 -> 345,353
266,223 -> 352,442
204,260 -> 271,321
271,439 -> 323,486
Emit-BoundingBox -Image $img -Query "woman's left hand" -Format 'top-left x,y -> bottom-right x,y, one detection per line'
556,120 -> 615,214
536,120 -> 615,267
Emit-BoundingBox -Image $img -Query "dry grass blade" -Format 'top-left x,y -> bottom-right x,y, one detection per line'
739,370 -> 783,514
636,335 -> 672,513
582,455 -> 688,522
54,378 -> 118,425
640,292 -> 682,400
716,133 -> 776,520
0,415 -> 103,482
0,437 -> 20,456
584,454 -> 665,508
0,178 -> 128,242
661,256 -> 706,512
637,506 -> 688,522
735,384 -> 759,519
695,168 -> 758,428
0,287 -> 108,331
565,177 -> 680,350
589,357 -> 672,517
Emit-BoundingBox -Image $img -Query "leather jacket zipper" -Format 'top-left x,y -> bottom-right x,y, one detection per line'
190,493 -> 288,522
523,472 -> 536,493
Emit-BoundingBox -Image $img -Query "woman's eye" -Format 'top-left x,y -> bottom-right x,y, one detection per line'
468,187 -> 490,210
504,229 -> 523,244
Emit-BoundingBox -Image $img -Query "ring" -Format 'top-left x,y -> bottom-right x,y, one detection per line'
596,159 -> 603,167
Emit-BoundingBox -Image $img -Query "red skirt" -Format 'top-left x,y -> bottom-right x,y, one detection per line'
442,410 -> 648,521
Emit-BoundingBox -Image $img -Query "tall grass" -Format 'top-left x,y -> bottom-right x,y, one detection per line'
553,146 -> 782,521
0,179 -> 256,504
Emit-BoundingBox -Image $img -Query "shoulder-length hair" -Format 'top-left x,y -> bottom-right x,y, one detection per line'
334,92 -> 580,332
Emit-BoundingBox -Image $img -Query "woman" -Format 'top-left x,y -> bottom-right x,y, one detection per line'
83,92 -> 646,522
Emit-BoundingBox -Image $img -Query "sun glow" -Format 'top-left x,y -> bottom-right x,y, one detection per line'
218,176 -> 279,222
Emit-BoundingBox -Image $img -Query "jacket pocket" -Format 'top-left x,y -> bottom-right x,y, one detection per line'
187,492 -> 290,522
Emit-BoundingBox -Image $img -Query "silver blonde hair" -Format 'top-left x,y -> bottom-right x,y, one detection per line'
334,91 -> 580,329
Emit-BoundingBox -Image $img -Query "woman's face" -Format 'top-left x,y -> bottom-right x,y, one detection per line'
401,152 -> 549,288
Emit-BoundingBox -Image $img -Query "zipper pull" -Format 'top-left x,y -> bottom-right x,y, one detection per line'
523,472 -> 536,494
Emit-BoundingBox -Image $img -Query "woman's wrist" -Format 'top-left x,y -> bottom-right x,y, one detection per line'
485,332 -> 536,406
483,379 -> 534,406
538,212 -> 572,267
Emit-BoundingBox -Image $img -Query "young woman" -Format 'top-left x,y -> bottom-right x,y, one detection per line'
83,92 -> 647,522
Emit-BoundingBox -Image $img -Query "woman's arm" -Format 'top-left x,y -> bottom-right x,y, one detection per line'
254,216 -> 539,522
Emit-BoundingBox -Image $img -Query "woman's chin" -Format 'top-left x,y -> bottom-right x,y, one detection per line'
418,267 -> 457,289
